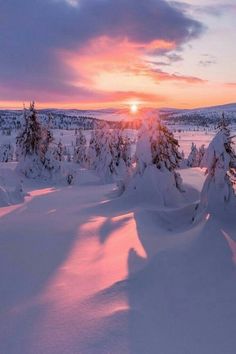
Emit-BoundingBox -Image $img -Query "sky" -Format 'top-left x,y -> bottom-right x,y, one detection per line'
0,0 -> 235,110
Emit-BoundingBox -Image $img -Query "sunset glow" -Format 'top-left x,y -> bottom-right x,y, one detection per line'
130,103 -> 139,114
1,0 -> 235,109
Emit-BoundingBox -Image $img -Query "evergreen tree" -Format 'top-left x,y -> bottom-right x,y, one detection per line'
53,141 -> 64,162
73,129 -> 87,166
126,115 -> 184,205
187,143 -> 199,167
135,115 -> 183,189
87,123 -> 131,182
87,129 -> 101,169
16,102 -> 42,159
110,129 -> 132,176
122,136 -> 132,167
195,115 -> 236,218
95,122 -> 113,181
16,102 -> 61,179
198,144 -> 206,166
41,114 -> 54,158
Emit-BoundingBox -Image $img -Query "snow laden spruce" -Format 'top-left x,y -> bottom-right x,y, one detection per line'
124,115 -> 185,207
87,121 -> 132,184
187,143 -> 205,167
194,116 -> 236,219
73,128 -> 87,167
16,102 -> 61,180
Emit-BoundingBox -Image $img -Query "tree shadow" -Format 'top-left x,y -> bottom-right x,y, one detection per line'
99,215 -> 133,243
0,187 -> 80,354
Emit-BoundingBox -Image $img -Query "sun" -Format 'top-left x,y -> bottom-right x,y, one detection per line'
130,103 -> 139,114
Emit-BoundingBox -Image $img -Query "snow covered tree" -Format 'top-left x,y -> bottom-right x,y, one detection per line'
16,102 -> 42,160
73,129 -> 87,166
120,135 -> 132,168
110,129 -> 132,170
198,144 -> 206,166
87,129 -> 100,169
187,143 -> 199,167
135,116 -> 182,177
41,114 -> 54,158
53,140 -> 64,162
94,122 -> 114,182
41,117 -> 61,177
87,123 -> 131,183
109,129 -> 132,191
126,115 -> 184,206
194,115 -> 236,218
16,102 -> 61,179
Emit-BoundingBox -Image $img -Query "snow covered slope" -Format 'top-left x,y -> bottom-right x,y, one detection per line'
0,166 -> 236,354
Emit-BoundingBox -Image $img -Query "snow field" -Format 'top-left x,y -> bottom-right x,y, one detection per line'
0,125 -> 236,354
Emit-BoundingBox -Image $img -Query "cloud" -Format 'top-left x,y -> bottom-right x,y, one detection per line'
151,69 -> 206,84
199,60 -> 216,67
171,1 -> 236,17
224,83 -> 236,88
147,53 -> 183,67
196,3 -> 236,17
199,54 -> 217,67
62,37 -> 205,93
0,0 -> 204,103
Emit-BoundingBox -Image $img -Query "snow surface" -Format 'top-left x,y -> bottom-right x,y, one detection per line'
0,129 -> 236,354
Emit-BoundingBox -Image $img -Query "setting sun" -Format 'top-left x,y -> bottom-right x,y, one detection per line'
130,103 -> 139,114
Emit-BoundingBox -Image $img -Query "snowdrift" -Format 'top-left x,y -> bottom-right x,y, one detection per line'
123,215 -> 236,354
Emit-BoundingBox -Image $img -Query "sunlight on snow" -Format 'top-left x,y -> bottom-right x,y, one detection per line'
0,188 -> 57,218
26,213 -> 146,352
42,212 -> 147,304
29,188 -> 57,197
0,203 -> 23,218
221,230 -> 236,264
46,209 -> 57,214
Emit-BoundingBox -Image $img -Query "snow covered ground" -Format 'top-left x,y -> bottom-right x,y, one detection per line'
0,129 -> 236,354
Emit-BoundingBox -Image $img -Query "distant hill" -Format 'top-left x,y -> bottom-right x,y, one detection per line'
0,102 -> 236,130
162,103 -> 236,126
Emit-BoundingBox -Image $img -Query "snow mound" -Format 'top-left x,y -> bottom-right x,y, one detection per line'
126,165 -> 185,207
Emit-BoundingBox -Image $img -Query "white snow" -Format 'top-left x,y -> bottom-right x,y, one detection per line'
0,127 -> 236,354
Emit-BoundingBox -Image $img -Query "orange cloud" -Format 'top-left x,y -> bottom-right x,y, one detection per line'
225,82 -> 236,88
150,69 -> 207,84
61,36 -> 205,103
